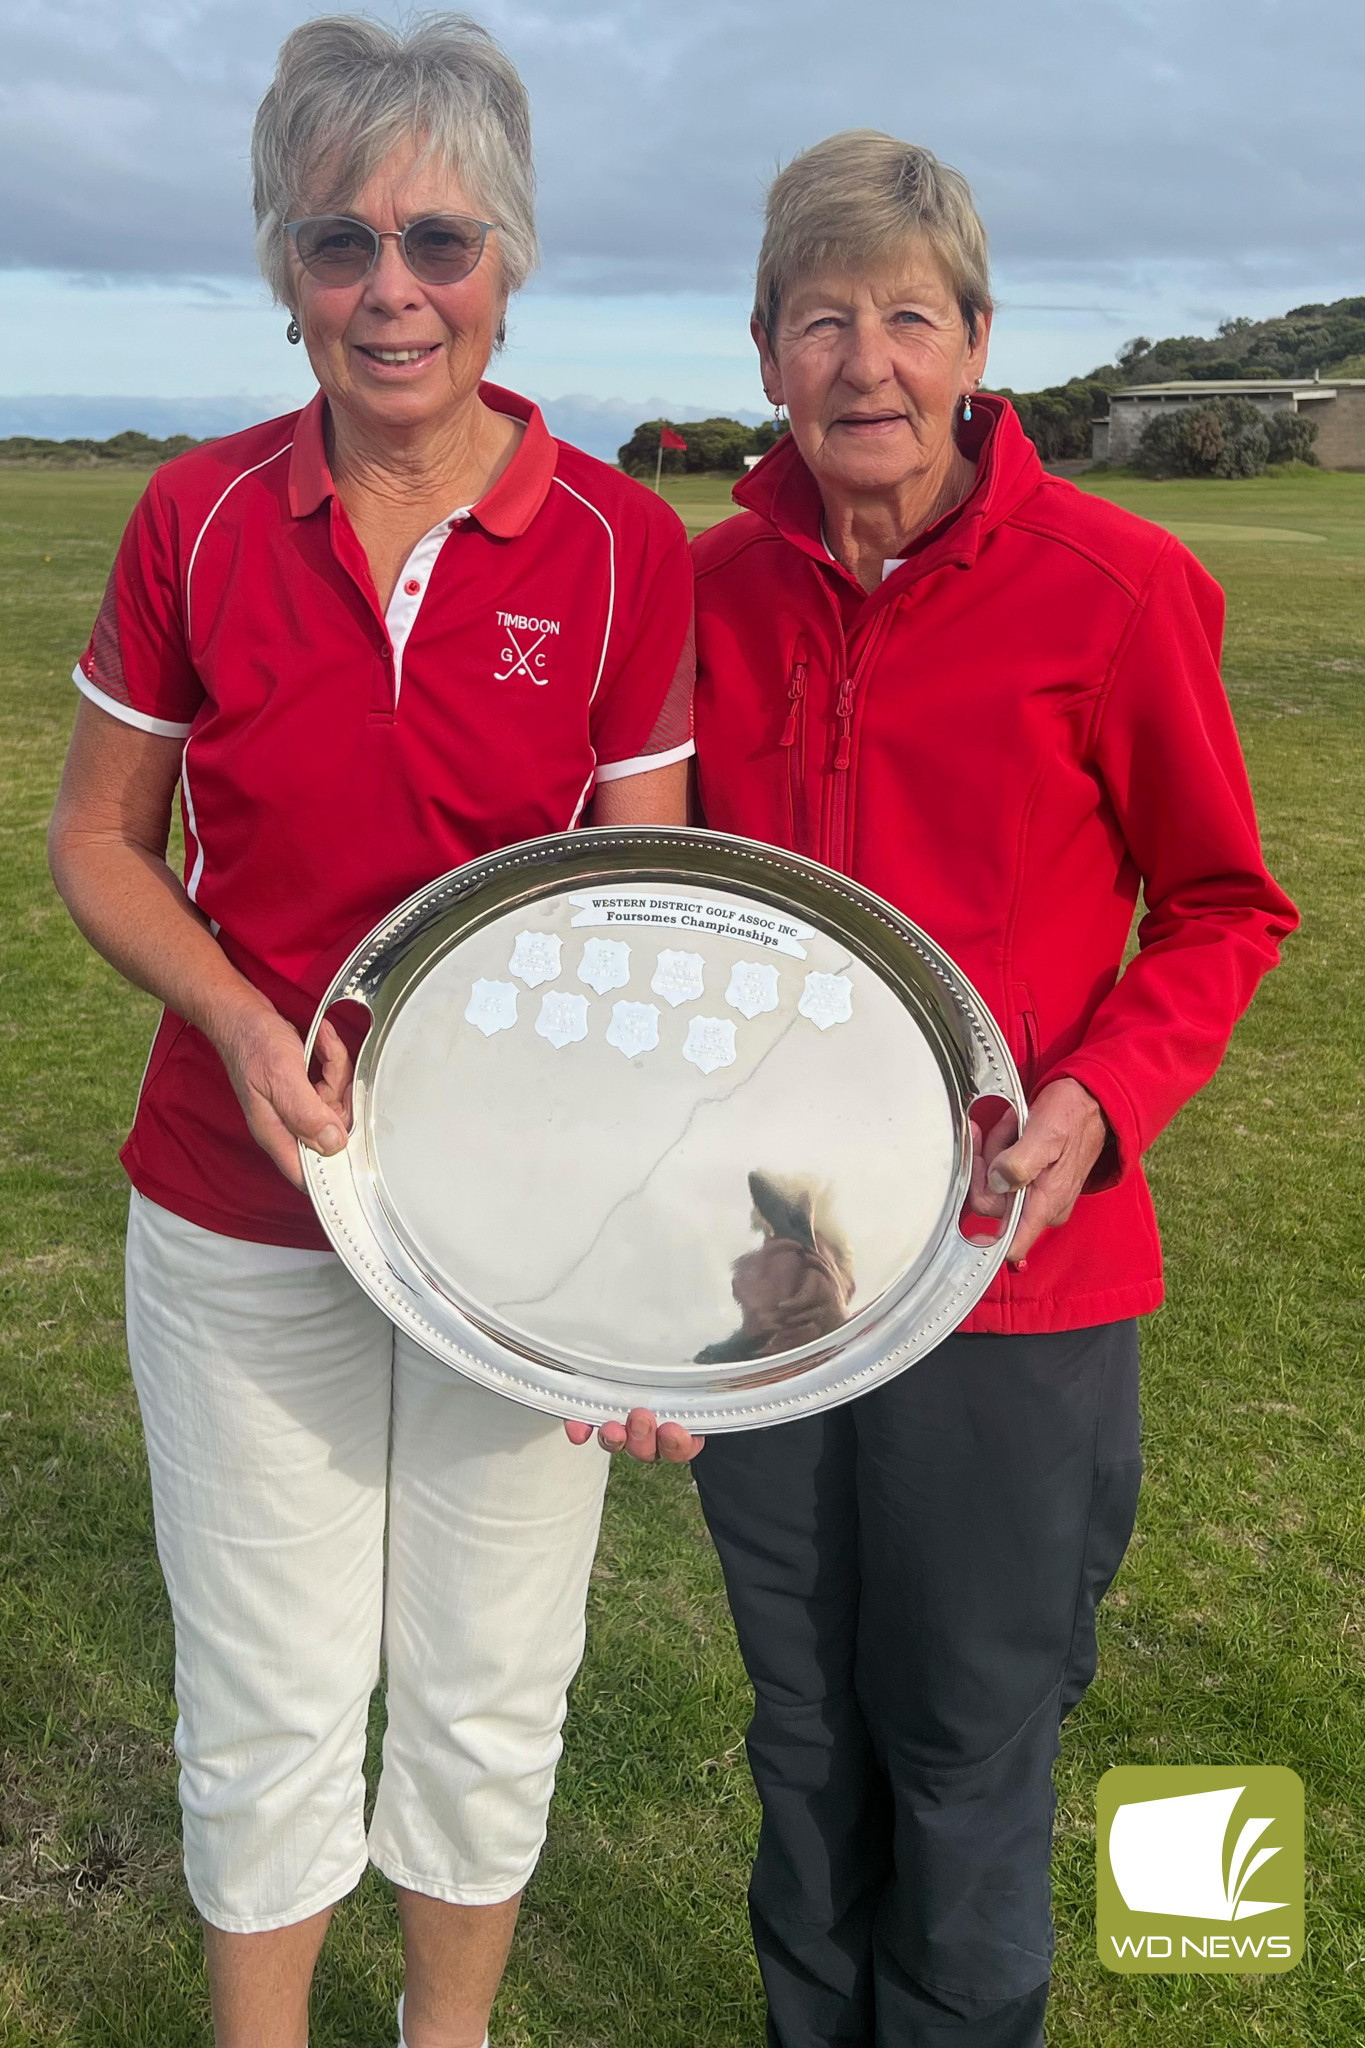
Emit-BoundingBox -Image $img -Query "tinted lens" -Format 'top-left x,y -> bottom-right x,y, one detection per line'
403,215 -> 487,283
292,217 -> 378,283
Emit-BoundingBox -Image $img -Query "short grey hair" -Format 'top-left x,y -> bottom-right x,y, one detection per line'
754,130 -> 991,345
252,11 -> 538,309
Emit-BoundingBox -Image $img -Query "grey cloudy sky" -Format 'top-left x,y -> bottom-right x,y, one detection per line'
2,0 -> 1363,448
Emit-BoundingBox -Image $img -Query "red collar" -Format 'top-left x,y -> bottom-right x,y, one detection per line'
730,395 -> 1043,584
288,380 -> 558,536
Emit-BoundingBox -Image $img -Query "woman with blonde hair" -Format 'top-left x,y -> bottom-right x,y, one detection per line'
691,130 -> 1295,2047
49,14 -> 696,2045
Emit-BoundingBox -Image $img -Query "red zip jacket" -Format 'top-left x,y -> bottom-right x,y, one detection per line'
692,397 -> 1297,1334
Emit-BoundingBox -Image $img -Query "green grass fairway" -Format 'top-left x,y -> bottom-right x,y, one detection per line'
3,462 -> 1364,2045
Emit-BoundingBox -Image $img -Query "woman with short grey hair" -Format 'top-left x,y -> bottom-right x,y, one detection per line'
691,130 -> 1294,2047
49,14 -> 698,2046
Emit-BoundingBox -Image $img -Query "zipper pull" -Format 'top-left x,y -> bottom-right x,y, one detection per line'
833,678 -> 855,770
779,660 -> 807,748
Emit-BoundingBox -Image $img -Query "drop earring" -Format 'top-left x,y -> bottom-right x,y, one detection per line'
286,317 -> 302,345
773,400 -> 785,423
961,391 -> 973,423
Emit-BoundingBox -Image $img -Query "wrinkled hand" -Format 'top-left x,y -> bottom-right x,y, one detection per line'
564,1409 -> 705,1464
215,1001 -> 352,1190
968,1077 -> 1109,1265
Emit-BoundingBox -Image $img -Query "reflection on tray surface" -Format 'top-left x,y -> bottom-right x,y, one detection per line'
696,1170 -> 855,1364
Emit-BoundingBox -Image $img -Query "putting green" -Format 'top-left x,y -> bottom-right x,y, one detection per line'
1155,521 -> 1328,546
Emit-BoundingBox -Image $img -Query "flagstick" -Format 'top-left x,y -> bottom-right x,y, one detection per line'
654,437 -> 664,493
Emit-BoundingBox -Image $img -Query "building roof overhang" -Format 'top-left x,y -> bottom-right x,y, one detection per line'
1112,379 -> 1364,401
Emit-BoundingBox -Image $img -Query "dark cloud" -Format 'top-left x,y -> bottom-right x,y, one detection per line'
1,0 -> 1362,301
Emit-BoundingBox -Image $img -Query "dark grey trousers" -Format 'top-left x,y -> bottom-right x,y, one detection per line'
693,1322 -> 1142,2048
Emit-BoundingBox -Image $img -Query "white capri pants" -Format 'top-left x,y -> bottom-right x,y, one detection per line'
125,1192 -> 610,1935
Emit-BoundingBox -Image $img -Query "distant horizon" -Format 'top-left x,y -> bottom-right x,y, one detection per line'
8,266 -> 1363,473
0,391 -> 771,466
6,288 -> 1363,466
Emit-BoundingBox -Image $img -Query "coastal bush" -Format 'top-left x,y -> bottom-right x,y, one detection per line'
1135,396 -> 1279,478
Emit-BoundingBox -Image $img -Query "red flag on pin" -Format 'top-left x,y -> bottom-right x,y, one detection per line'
660,425 -> 688,449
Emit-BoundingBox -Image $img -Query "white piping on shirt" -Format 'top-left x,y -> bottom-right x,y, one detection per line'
593,738 -> 695,784
72,665 -> 193,738
567,763 -> 597,828
550,476 -> 615,702
181,740 -> 206,904
184,441 -> 293,644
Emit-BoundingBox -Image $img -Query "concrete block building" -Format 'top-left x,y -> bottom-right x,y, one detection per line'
1093,378 -> 1365,469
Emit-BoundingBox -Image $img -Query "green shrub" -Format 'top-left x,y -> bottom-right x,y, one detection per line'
1265,411 -> 1319,465
1135,396 -> 1274,478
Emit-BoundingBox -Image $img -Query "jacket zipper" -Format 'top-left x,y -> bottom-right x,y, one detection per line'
832,675 -> 856,770
779,639 -> 809,847
825,609 -> 896,870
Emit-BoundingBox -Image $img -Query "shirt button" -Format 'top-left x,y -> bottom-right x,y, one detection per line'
404,578 -> 421,596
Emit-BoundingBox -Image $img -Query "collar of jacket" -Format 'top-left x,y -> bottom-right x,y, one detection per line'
730,394 -> 1045,594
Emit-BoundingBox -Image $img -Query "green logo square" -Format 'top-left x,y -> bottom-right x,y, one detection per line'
1096,1766 -> 1303,1973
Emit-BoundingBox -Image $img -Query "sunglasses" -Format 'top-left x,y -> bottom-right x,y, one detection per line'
285,213 -> 495,287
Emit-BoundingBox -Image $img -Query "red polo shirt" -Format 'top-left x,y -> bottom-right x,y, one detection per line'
76,383 -> 694,1246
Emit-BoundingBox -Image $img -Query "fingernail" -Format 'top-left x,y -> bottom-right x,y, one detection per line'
317,1123 -> 346,1154
987,1168 -> 1013,1196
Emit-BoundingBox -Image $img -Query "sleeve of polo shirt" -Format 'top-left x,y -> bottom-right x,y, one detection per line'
73,472 -> 202,738
590,516 -> 695,783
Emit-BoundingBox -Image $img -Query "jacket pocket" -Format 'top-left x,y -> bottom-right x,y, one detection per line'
1011,980 -> 1040,1088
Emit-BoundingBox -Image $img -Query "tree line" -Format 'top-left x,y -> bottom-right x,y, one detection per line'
0,431 -> 201,468
1109,295 -> 1365,385
992,292 -> 1365,464
618,416 -> 786,478
14,292 -> 1362,481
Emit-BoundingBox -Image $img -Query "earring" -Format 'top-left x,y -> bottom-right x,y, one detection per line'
961,392 -> 973,423
773,401 -> 785,423
286,317 -> 302,345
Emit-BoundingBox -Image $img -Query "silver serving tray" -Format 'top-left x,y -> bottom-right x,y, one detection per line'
301,828 -> 1024,1430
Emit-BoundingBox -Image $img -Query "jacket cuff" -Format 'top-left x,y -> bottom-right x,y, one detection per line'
1034,1057 -> 1141,1194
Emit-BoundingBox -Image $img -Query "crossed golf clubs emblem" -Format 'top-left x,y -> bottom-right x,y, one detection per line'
496,624 -> 552,685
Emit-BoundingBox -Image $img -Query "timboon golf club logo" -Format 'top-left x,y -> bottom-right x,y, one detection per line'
1096,1767 -> 1303,1974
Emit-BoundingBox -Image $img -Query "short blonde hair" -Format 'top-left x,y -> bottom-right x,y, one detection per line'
754,130 -> 991,344
252,12 -> 538,308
